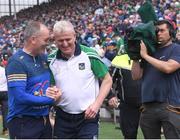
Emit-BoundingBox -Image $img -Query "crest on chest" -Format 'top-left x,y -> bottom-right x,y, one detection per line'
78,63 -> 85,70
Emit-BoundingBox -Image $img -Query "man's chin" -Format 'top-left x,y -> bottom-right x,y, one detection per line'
61,50 -> 72,55
61,51 -> 73,58
35,50 -> 45,56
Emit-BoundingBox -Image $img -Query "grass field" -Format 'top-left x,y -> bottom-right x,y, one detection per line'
0,117 -> 7,139
0,116 -> 144,139
99,121 -> 144,139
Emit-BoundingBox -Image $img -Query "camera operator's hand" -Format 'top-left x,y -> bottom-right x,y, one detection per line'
140,40 -> 148,59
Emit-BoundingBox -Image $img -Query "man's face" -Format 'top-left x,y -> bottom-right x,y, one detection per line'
156,24 -> 171,45
54,31 -> 76,57
31,27 -> 50,55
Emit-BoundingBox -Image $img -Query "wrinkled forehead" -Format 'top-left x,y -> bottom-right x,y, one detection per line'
54,31 -> 76,40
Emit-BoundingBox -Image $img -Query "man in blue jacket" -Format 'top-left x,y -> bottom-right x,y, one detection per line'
6,21 -> 61,139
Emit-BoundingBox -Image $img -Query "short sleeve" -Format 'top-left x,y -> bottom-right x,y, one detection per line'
6,59 -> 27,87
81,44 -> 109,78
170,44 -> 180,64
90,58 -> 108,78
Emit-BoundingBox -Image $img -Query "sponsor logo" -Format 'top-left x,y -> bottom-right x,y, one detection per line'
79,63 -> 85,70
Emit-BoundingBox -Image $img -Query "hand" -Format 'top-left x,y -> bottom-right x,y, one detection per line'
46,86 -> 62,103
108,97 -> 119,108
140,40 -> 148,59
85,102 -> 100,119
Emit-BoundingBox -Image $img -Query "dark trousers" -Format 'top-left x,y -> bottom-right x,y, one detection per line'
140,102 -> 180,139
7,116 -> 52,139
0,91 -> 8,131
54,107 -> 99,139
119,103 -> 141,139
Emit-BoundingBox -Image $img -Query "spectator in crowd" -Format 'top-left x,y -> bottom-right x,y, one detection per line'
0,0 -> 179,59
0,64 -> 8,136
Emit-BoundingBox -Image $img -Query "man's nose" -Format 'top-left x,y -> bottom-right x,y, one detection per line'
157,31 -> 161,36
62,41 -> 68,46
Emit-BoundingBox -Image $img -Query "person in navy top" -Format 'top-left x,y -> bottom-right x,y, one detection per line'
132,20 -> 180,139
6,21 -> 61,139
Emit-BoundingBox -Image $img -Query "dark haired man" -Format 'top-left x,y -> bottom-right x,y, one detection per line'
132,20 -> 180,139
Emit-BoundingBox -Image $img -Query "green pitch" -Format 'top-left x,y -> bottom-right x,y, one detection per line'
0,116 -> 144,139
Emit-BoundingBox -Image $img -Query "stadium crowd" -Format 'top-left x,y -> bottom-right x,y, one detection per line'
0,0 -> 180,139
0,0 -> 180,65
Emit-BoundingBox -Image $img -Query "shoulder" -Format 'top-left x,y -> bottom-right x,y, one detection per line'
171,43 -> 180,49
169,43 -> 180,54
80,44 -> 102,61
8,50 -> 24,65
6,50 -> 27,73
80,44 -> 97,53
168,43 -> 180,63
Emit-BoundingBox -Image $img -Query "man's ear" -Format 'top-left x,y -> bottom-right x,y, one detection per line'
30,36 -> 37,44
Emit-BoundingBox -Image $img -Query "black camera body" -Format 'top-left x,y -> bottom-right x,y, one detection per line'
124,21 -> 157,60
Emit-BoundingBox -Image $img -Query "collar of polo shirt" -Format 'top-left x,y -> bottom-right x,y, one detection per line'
56,43 -> 81,61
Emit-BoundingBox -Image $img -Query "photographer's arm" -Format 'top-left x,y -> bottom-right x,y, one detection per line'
140,41 -> 180,74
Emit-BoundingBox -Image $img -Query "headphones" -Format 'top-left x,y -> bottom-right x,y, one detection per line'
155,19 -> 176,39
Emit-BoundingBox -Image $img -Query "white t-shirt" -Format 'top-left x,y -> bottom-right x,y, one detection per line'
0,66 -> 7,92
50,52 -> 99,114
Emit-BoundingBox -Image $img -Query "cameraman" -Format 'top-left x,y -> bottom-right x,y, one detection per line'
132,20 -> 180,139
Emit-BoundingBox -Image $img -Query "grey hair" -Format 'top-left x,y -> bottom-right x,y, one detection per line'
23,21 -> 42,41
53,20 -> 75,34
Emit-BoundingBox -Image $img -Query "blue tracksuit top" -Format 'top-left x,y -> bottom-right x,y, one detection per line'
6,49 -> 54,122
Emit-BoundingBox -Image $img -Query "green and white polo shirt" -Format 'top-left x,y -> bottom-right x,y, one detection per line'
48,44 -> 108,114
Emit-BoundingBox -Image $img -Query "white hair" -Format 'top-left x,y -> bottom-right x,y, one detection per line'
53,20 -> 75,34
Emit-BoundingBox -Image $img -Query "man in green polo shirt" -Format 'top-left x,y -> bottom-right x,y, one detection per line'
48,20 -> 112,139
